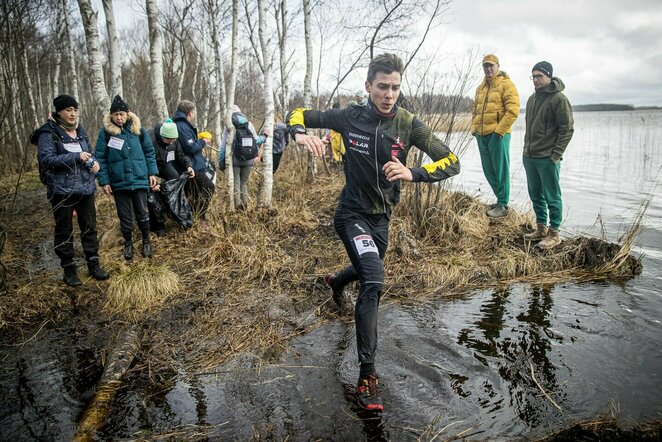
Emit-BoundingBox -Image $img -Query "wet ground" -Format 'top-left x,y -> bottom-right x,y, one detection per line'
2,279 -> 660,440
1,110 -> 661,440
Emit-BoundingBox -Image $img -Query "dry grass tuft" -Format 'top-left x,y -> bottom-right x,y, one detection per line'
104,261 -> 181,322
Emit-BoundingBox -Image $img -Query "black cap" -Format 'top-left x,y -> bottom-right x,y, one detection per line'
532,61 -> 553,78
110,95 -> 129,113
53,95 -> 79,112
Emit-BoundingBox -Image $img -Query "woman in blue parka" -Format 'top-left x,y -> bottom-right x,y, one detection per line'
35,94 -> 109,286
96,95 -> 158,260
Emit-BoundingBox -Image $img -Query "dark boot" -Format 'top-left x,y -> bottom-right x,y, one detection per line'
142,238 -> 153,258
63,265 -> 81,287
88,261 -> 109,280
123,241 -> 134,260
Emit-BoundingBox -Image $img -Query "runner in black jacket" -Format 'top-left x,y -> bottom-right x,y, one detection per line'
287,53 -> 460,412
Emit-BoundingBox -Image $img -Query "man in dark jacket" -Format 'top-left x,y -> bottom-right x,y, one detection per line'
172,100 -> 215,218
522,61 -> 574,249
35,94 -> 109,286
288,53 -> 460,413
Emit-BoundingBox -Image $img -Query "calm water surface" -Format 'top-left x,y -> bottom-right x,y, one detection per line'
1,111 -> 660,440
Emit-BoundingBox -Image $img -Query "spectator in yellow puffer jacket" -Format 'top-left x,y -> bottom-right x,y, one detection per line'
470,54 -> 520,218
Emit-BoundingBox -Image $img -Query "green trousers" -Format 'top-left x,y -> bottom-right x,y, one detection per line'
523,156 -> 562,229
476,133 -> 510,207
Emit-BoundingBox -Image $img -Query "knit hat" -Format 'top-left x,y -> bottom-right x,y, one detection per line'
53,94 -> 79,112
110,95 -> 129,113
160,118 -> 178,139
232,104 -> 241,113
482,54 -> 499,65
532,61 -> 553,77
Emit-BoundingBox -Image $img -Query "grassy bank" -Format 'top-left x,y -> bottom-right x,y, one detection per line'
0,152 -> 642,377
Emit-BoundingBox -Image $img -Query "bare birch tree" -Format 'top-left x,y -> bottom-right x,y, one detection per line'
146,0 -> 168,120
303,0 -> 317,182
61,0 -> 80,99
77,0 -> 110,114
257,0 -> 275,207
224,0 -> 239,211
274,0 -> 292,117
102,0 -> 123,97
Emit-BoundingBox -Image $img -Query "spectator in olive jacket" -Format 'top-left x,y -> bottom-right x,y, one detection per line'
522,61 -> 574,249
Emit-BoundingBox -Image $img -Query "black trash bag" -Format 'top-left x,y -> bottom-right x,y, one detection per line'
161,174 -> 193,229
204,155 -> 217,185
147,191 -> 167,225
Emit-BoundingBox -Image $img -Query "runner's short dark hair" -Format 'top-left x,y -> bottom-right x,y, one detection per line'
367,53 -> 404,83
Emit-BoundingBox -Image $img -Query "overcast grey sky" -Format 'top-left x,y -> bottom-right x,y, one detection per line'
440,0 -> 662,106
98,0 -> 661,106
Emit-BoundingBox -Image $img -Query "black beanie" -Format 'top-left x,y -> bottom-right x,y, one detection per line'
110,95 -> 129,113
53,94 -> 79,112
532,61 -> 553,78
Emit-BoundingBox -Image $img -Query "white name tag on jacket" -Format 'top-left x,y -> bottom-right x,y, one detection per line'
63,142 -> 82,153
108,136 -> 124,150
166,151 -> 175,162
242,137 -> 253,147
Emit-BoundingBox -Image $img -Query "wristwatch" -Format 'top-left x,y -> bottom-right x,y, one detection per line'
293,126 -> 306,135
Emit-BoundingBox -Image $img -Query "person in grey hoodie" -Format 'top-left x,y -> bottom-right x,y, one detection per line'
522,61 -> 574,249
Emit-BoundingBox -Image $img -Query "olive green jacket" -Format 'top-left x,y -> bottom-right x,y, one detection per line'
523,77 -> 574,162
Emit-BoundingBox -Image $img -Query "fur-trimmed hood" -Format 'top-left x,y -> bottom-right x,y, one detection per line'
102,111 -> 142,136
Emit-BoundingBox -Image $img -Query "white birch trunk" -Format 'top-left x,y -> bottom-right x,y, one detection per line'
18,44 -> 39,131
62,0 -> 80,99
102,0 -> 123,97
53,57 -> 61,98
77,0 -> 111,114
224,0 -> 239,211
277,0 -> 289,116
257,0 -> 274,207
208,0 -> 225,144
174,42 -> 185,104
303,0 -> 316,182
146,0 -> 168,120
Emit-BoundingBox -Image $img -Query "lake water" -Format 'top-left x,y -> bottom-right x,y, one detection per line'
1,111 -> 661,440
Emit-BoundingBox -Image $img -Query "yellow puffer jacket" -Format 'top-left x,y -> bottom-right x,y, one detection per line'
470,71 -> 520,136
330,130 -> 345,161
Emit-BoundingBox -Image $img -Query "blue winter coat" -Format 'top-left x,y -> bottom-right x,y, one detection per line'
36,118 -> 97,197
96,112 -> 158,191
172,110 -> 207,171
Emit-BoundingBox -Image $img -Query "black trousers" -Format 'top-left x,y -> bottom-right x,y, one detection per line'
333,205 -> 390,367
272,152 -> 283,174
49,193 -> 100,268
186,173 -> 215,218
113,189 -> 149,238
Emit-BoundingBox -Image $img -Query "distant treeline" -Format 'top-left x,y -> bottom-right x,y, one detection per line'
572,104 -> 662,112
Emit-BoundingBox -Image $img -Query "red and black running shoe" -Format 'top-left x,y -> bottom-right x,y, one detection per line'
324,273 -> 344,308
356,374 -> 384,412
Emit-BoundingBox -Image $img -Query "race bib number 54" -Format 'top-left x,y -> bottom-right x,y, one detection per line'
353,234 -> 378,255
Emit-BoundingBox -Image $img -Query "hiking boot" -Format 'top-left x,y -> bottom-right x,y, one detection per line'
324,273 -> 344,308
87,261 -> 109,280
524,224 -> 548,241
356,374 -> 384,412
63,266 -> 82,287
123,241 -> 134,260
142,239 -> 153,258
487,205 -> 508,218
537,228 -> 561,249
